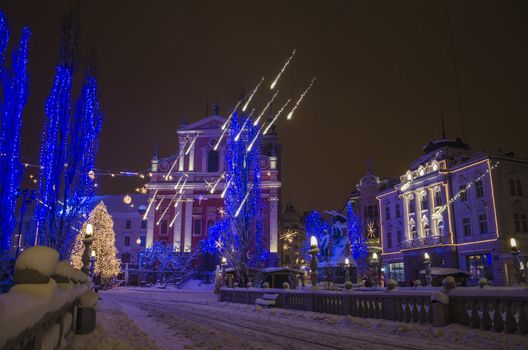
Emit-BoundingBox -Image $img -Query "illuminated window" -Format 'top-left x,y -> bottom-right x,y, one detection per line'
463,217 -> 471,236
207,150 -> 219,172
467,254 -> 492,280
478,214 -> 488,234
388,262 -> 405,282
475,180 -> 484,198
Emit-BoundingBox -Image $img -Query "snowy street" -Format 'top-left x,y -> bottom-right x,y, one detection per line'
66,286 -> 528,350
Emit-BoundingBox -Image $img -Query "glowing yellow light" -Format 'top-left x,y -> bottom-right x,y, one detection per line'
510,238 -> 517,249
242,76 -> 264,112
310,235 -> 318,248
345,257 -> 350,266
254,90 -> 279,126
263,99 -> 291,135
286,77 -> 316,120
91,250 -> 96,258
123,194 -> 132,205
424,252 -> 430,260
372,252 -> 378,261
136,237 -> 141,245
85,223 -> 93,237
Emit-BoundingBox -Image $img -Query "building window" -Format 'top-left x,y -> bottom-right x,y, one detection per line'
140,235 -> 146,247
467,254 -> 492,280
517,180 -> 523,197
386,231 -> 392,249
126,220 -> 131,229
475,180 -> 484,198
522,214 -> 528,232
409,198 -> 415,214
509,179 -> 516,196
124,236 -> 130,246
463,217 -> 471,236
193,218 -> 202,236
437,219 -> 444,235
410,221 -> 417,239
514,213 -> 521,233
385,206 -> 390,220
207,150 -> 219,172
365,205 -> 377,218
434,190 -> 442,207
160,220 -> 168,235
478,214 -> 488,234
420,193 -> 428,211
395,204 -> 401,218
388,262 -> 405,282
460,186 -> 467,201
423,221 -> 431,237
141,220 -> 147,229
397,230 -> 402,244
121,253 -> 131,263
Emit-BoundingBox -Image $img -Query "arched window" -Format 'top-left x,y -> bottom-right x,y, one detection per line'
207,150 -> 219,172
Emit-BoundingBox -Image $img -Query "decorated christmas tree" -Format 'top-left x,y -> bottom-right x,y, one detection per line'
70,201 -> 120,285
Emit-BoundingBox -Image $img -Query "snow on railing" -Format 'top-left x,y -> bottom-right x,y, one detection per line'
219,286 -> 528,334
0,246 -> 93,350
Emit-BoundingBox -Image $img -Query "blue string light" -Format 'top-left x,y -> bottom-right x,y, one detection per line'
347,202 -> 368,260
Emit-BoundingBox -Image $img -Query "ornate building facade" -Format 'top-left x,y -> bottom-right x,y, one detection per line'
145,113 -> 281,267
378,139 -> 528,286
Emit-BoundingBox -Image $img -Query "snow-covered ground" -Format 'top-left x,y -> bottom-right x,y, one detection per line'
66,284 -> 528,350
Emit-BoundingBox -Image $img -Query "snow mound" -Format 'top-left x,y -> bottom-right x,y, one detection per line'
80,291 -> 98,308
52,261 -> 75,282
15,246 -> 59,283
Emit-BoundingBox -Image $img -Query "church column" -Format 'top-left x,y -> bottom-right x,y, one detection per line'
269,194 -> 279,253
183,199 -> 193,252
178,139 -> 185,172
189,137 -> 196,171
173,201 -> 183,251
146,192 -> 156,247
428,187 -> 437,235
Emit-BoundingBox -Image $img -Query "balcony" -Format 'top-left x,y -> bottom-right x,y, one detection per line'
400,235 -> 446,250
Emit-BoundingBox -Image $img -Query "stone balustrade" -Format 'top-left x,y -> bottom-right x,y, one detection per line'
219,287 -> 528,334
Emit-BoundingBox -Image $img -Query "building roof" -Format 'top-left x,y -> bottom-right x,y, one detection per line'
90,194 -> 147,214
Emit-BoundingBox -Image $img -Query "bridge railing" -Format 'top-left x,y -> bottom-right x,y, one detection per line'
219,287 -> 528,334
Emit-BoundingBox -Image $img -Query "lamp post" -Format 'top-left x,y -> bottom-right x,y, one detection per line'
344,257 -> 351,283
309,235 -> 319,290
424,252 -> 432,287
221,256 -> 227,287
510,238 -> 526,286
89,250 -> 96,279
81,223 -> 94,275
371,252 -> 379,288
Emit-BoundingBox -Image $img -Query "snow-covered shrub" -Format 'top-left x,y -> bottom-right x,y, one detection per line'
262,282 -> 269,289
282,282 -> 290,289
441,276 -> 456,292
386,279 -> 397,291
14,246 -> 59,284
478,277 -> 489,288
344,281 -> 353,290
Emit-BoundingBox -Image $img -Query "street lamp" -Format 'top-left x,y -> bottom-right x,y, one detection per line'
510,238 -> 526,286
221,256 -> 227,287
309,235 -> 320,290
424,252 -> 432,287
136,237 -> 142,245
344,257 -> 351,283
371,252 -> 380,288
81,223 -> 94,275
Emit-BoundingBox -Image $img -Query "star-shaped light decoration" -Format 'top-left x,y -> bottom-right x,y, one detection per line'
367,221 -> 376,238
217,207 -> 226,217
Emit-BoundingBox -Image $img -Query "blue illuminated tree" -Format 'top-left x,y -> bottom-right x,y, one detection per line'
201,111 -> 266,285
347,202 -> 368,260
0,12 -> 31,257
35,9 -> 102,258
303,210 -> 327,260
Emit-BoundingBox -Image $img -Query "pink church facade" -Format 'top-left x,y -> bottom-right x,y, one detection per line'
144,114 -> 281,267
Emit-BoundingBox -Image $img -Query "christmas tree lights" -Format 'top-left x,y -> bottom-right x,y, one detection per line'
347,202 -> 368,260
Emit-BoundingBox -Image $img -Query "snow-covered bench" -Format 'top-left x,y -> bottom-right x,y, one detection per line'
255,294 -> 279,308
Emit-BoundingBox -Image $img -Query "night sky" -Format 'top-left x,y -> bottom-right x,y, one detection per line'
3,0 -> 528,213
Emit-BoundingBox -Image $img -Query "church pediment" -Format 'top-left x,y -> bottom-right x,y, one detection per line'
179,115 -> 226,132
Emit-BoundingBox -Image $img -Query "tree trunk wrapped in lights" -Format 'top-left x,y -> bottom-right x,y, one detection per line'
0,12 -> 31,257
71,202 -> 120,287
